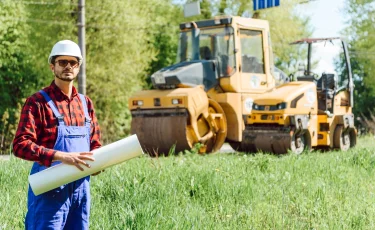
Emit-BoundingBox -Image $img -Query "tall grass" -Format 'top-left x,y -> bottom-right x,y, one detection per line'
1,137 -> 375,229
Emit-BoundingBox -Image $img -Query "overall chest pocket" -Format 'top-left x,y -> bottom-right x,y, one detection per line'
61,127 -> 90,152
64,134 -> 87,138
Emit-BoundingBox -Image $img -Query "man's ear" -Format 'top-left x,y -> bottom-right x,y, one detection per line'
50,63 -> 54,72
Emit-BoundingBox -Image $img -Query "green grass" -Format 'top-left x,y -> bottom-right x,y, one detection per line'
1,137 -> 375,229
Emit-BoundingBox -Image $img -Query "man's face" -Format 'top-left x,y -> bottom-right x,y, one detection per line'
50,56 -> 80,82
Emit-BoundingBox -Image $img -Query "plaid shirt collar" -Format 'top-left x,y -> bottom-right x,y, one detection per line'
48,80 -> 79,101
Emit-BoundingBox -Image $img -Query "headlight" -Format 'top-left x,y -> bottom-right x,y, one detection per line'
172,99 -> 183,105
132,100 -> 143,106
276,102 -> 287,110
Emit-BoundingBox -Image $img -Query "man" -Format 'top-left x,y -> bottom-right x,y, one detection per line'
13,40 -> 102,229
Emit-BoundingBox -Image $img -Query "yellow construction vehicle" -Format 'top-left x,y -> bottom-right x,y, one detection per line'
128,16 -> 283,155
243,37 -> 357,154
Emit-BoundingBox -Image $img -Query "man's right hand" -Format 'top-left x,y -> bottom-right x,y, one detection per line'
53,151 -> 95,171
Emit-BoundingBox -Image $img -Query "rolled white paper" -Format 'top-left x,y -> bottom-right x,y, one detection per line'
29,134 -> 144,195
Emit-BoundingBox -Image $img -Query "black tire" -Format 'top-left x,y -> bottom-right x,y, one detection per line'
290,131 -> 311,155
333,125 -> 350,151
228,141 -> 257,153
349,128 -> 357,148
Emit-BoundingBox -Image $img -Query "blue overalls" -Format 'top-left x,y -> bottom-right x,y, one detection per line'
26,90 -> 92,230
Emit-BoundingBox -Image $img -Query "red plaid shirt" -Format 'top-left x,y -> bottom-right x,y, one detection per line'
12,81 -> 102,167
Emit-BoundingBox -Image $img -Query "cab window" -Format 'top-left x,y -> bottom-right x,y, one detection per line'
240,30 -> 265,74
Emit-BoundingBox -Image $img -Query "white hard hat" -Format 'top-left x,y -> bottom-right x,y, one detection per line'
48,40 -> 83,64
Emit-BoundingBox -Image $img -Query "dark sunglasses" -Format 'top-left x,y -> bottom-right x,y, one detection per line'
55,60 -> 80,68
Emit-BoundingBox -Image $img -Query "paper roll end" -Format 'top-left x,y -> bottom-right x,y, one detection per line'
28,174 -> 42,196
131,134 -> 145,156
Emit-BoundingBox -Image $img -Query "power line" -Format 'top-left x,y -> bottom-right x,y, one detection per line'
2,16 -> 180,32
0,1 -> 150,20
0,0 -> 77,5
0,0 -> 157,16
26,9 -> 79,13
3,17 -> 72,26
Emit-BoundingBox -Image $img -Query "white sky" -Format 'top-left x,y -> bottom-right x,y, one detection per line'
294,0 -> 348,76
297,0 -> 347,37
175,0 -> 348,38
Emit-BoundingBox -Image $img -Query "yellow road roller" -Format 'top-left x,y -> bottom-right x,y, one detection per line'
128,16 -> 284,155
243,37 -> 357,154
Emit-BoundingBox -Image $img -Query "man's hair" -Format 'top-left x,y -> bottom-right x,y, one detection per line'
50,56 -> 60,65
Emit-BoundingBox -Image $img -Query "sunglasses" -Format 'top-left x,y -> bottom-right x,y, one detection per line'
55,60 -> 80,68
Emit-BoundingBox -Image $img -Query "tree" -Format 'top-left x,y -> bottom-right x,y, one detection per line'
343,0 -> 375,127
0,0 -> 38,154
145,3 -> 184,88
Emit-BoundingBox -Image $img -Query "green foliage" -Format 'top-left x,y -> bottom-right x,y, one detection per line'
1,137 -> 375,229
25,1 -> 78,86
145,2 -> 183,88
0,0 -> 39,153
343,0 -> 375,125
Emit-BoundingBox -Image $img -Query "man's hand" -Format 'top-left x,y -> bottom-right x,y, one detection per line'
53,151 -> 95,171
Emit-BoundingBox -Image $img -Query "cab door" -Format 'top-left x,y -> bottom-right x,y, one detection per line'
239,29 -> 270,93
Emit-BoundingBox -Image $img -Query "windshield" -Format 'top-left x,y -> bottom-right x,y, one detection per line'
176,26 -> 236,77
292,39 -> 348,88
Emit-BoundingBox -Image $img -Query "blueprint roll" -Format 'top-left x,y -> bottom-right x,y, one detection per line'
29,134 -> 144,196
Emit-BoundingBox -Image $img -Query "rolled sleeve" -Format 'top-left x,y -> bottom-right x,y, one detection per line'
12,97 -> 55,167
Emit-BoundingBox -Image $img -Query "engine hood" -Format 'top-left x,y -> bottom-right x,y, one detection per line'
151,60 -> 218,91
254,81 -> 316,105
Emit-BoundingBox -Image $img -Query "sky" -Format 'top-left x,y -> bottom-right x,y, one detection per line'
297,0 -> 348,76
297,0 -> 347,38
175,0 -> 348,37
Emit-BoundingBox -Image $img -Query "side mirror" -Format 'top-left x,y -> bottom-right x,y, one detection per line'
288,73 -> 294,82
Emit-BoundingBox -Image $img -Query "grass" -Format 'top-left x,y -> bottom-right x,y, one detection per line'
1,136 -> 375,229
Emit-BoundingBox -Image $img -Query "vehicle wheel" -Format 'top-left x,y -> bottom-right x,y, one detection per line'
290,131 -> 311,155
203,99 -> 227,153
228,141 -> 257,153
228,141 -> 242,151
334,125 -> 350,151
349,128 -> 357,148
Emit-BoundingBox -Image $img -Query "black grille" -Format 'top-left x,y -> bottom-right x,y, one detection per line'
131,108 -> 188,118
245,124 -> 291,132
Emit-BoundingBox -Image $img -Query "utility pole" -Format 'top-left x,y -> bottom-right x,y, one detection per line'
78,0 -> 86,94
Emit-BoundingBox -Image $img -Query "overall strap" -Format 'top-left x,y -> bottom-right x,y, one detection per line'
39,90 -> 65,126
79,94 -> 91,126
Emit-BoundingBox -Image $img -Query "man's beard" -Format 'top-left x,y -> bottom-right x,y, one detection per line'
54,70 -> 77,82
